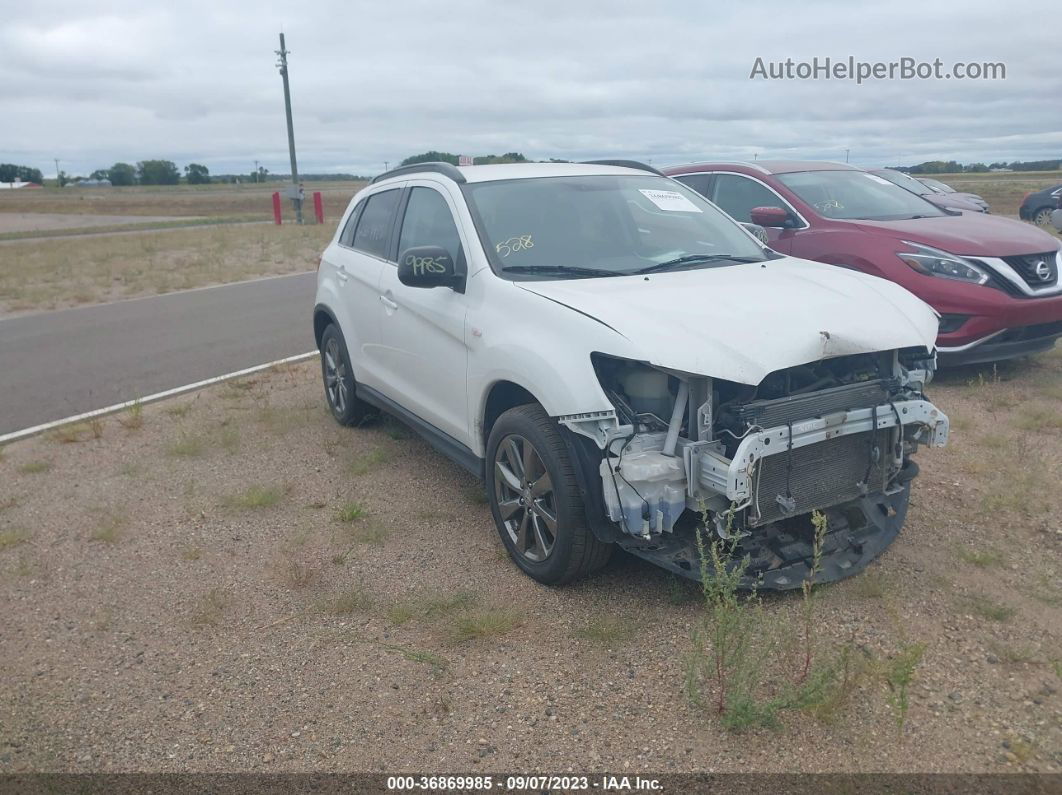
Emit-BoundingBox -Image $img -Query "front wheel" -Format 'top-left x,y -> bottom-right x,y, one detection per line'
485,404 -> 611,585
320,324 -> 376,426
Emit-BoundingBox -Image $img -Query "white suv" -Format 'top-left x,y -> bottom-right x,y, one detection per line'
313,161 -> 949,588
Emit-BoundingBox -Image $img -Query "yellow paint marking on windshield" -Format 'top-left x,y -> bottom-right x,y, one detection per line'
496,235 -> 534,257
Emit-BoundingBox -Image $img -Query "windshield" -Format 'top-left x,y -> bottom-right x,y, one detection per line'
873,169 -> 931,195
777,170 -> 947,221
919,177 -> 953,193
462,175 -> 769,279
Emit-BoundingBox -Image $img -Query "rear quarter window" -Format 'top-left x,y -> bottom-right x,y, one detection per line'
352,189 -> 401,258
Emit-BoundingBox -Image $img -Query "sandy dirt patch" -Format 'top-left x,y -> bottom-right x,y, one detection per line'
0,354 -> 1059,774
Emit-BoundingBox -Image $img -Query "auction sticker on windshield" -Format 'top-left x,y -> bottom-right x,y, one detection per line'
638,189 -> 703,212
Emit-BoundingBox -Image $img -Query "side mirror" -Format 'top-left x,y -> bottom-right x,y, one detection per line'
397,246 -> 463,290
740,222 -> 769,244
750,205 -> 792,228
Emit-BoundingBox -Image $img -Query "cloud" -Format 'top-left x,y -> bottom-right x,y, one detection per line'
2,0 -> 1057,176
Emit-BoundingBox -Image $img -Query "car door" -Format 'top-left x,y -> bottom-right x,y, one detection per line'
374,182 -> 472,446
699,172 -> 800,253
329,186 -> 403,391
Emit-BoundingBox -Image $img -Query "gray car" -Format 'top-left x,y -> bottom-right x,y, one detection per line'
871,169 -> 989,213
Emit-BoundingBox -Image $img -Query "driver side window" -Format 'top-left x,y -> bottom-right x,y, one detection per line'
398,187 -> 463,266
711,174 -> 781,223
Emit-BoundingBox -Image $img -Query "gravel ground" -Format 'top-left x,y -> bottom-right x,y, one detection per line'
0,353 -> 1060,774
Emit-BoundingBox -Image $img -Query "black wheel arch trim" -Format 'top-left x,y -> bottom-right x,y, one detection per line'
557,427 -> 623,544
313,303 -> 340,349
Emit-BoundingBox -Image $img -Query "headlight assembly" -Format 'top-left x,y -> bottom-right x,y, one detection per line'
897,242 -> 989,285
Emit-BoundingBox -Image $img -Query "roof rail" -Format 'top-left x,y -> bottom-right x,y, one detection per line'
371,161 -> 467,184
581,159 -> 664,177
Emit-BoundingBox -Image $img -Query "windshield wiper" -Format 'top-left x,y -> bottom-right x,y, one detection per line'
634,254 -> 763,274
500,265 -> 625,278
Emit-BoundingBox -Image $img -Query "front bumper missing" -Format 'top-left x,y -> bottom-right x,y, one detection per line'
618,484 -> 912,590
684,398 -> 948,505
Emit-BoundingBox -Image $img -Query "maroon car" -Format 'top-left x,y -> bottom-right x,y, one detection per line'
664,161 -> 1062,365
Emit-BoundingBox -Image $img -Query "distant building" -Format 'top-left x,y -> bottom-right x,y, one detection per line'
0,179 -> 42,189
66,178 -> 112,187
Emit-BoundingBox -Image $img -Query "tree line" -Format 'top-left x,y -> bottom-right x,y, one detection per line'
896,159 -> 1061,174
84,160 -> 211,186
400,151 -> 531,167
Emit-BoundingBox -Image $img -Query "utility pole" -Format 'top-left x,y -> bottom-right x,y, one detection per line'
275,33 -> 303,224
254,159 -> 259,183
383,161 -> 389,172
54,158 -> 61,187
845,148 -> 850,163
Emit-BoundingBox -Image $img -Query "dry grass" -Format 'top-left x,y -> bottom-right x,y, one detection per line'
167,432 -> 206,458
17,459 -> 52,474
935,171 -> 1062,220
350,448 -> 391,476
50,421 -> 103,444
0,527 -> 32,550
88,510 -> 127,544
0,181 -> 364,219
337,501 -> 367,522
961,594 -> 1017,623
957,546 -> 1003,568
272,554 -> 317,589
189,587 -> 231,627
0,223 -> 333,314
322,587 -> 374,615
575,614 -> 635,646
221,484 -> 287,511
447,608 -> 522,643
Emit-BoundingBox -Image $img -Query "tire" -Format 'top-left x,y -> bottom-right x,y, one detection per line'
320,324 -> 376,426
1033,207 -> 1053,227
486,404 -> 611,585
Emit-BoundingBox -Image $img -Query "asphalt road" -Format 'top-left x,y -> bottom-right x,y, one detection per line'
0,272 -> 317,435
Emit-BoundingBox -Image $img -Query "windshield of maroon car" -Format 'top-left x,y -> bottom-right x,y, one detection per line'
777,170 -> 947,221
463,175 -> 768,278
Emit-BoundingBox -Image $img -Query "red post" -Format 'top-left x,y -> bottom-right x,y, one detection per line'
272,191 -> 282,225
313,191 -> 324,224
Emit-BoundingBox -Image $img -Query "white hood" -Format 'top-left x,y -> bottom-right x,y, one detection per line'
518,257 -> 938,385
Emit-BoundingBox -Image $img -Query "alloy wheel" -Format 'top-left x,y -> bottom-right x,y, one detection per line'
493,434 -> 558,562
323,337 -> 348,415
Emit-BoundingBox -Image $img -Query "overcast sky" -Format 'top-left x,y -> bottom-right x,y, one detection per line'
2,0 -> 1058,178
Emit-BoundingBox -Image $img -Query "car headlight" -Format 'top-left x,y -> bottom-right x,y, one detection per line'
897,242 -> 989,285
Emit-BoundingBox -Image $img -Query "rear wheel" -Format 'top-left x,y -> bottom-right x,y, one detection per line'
320,324 -> 376,426
486,404 -> 611,584
1033,207 -> 1053,227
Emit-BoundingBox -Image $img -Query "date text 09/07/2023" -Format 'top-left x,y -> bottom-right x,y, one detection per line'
386,774 -> 663,791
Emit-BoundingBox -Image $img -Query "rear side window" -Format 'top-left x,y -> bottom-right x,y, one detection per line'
398,187 -> 463,265
339,200 -> 363,247
352,189 -> 400,258
674,173 -> 712,198
710,174 -> 781,223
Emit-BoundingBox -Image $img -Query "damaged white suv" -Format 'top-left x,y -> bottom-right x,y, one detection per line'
313,161 -> 949,588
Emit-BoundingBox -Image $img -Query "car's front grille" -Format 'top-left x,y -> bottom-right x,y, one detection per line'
1002,252 -> 1059,288
750,430 -> 886,527
996,320 -> 1062,343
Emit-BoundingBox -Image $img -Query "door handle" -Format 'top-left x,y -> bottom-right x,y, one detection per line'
380,295 -> 398,311
336,266 -> 349,282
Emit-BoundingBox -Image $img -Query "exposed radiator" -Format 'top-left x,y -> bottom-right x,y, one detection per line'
750,429 -> 887,526
738,379 -> 893,429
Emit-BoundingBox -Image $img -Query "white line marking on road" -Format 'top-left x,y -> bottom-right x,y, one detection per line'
0,350 -> 319,446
